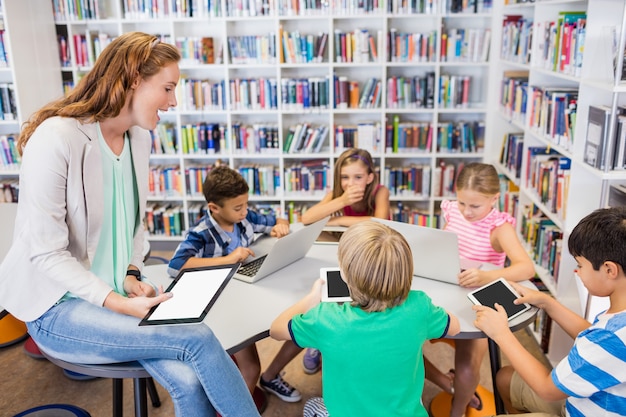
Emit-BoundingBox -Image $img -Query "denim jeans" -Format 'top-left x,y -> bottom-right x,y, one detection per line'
27,298 -> 260,417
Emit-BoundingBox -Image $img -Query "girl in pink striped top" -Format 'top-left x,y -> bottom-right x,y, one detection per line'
425,162 -> 534,417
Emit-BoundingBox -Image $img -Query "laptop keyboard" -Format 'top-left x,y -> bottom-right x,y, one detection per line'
238,255 -> 268,277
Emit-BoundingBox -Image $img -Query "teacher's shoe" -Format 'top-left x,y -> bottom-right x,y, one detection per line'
260,372 -> 302,402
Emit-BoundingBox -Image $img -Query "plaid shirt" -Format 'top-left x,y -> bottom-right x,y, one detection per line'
167,210 -> 276,276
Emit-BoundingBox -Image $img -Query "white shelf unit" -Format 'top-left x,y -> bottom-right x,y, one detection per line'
489,0 -> 626,364
51,0 -> 497,243
0,0 -> 62,197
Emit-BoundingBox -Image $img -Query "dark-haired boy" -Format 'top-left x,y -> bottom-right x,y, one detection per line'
473,206 -> 626,416
168,165 -> 303,403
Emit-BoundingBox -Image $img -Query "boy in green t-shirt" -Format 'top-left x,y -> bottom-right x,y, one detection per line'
270,220 -> 461,417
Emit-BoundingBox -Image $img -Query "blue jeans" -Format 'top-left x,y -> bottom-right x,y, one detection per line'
27,298 -> 260,417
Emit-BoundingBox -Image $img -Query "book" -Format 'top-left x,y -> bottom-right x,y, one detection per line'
583,105 -> 612,170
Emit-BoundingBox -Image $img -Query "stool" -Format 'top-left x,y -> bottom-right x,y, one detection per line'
41,351 -> 161,417
427,339 -> 495,417
0,310 -> 28,347
13,404 -> 91,417
429,384 -> 495,417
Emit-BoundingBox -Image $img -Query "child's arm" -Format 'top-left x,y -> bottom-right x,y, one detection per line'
445,311 -> 461,337
270,279 -> 323,341
511,282 -> 590,338
473,303 -> 568,402
180,247 -> 254,269
458,222 -> 535,287
270,218 -> 290,238
301,192 -> 342,225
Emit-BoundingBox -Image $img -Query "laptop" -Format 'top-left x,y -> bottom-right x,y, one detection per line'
233,217 -> 329,283
372,218 -> 481,285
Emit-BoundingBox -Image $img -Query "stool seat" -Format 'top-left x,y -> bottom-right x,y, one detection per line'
429,384 -> 495,417
13,403 -> 91,417
40,351 -> 161,417
0,310 -> 28,347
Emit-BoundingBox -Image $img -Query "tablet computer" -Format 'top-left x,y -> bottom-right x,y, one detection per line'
320,267 -> 352,303
139,263 -> 240,326
467,278 -> 531,321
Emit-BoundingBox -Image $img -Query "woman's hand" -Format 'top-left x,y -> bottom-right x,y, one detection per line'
104,286 -> 173,319
124,276 -> 156,297
270,222 -> 290,238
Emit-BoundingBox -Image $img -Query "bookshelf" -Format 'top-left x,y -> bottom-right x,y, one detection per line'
0,1 -> 62,202
50,0 -> 497,242
490,0 -> 626,364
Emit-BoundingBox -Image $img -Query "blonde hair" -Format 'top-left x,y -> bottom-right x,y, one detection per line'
17,32 -> 181,155
337,221 -> 413,312
331,148 -> 378,215
455,162 -> 500,196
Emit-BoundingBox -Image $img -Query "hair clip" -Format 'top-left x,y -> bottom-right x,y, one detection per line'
151,38 -> 160,48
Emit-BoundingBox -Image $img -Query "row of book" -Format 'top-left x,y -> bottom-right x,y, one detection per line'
334,29 -> 379,64
0,134 -> 20,170
59,32 -> 115,68
0,28 -> 9,68
333,76 -> 380,109
0,83 -> 17,121
280,77 -> 330,110
178,78 -> 227,111
499,132 -> 524,180
499,70 -> 528,123
229,77 -> 279,110
52,0 -> 492,22
527,86 -> 578,152
177,37 -> 217,65
279,30 -> 328,64
0,181 -> 18,203
530,277 -> 554,353
525,147 -> 570,220
284,160 -> 331,194
335,123 -> 381,151
501,15 -> 532,64
497,174 -> 520,218
440,27 -> 491,63
284,124 -> 330,154
228,33 -> 277,65
386,73 -> 435,109
438,74 -> 471,109
390,202 -> 441,228
536,11 -> 586,77
520,204 -> 563,283
583,105 -> 626,171
233,124 -> 281,154
145,203 -> 185,237
385,164 -> 431,197
180,123 -> 229,155
387,29 -> 436,63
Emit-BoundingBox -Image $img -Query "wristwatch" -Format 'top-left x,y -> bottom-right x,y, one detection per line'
126,269 -> 141,281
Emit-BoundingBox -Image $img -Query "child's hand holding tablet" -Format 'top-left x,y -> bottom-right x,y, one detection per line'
320,267 -> 352,302
467,278 -> 531,321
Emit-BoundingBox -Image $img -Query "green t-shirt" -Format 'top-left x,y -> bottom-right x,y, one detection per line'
290,290 -> 450,417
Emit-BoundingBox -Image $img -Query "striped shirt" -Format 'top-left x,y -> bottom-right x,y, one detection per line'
167,210 -> 276,277
441,200 -> 515,267
553,311 -> 626,417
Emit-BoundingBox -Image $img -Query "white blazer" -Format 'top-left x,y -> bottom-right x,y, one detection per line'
0,117 -> 150,322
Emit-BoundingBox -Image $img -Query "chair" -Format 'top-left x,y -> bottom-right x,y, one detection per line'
0,203 -> 28,347
13,404 -> 92,417
41,351 -> 161,417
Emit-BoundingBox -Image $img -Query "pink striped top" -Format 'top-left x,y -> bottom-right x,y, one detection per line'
441,200 -> 515,268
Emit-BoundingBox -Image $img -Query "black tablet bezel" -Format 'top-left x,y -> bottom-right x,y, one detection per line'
139,263 -> 240,326
467,278 -> 531,321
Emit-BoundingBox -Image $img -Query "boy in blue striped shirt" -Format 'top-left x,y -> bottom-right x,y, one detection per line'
473,206 -> 626,417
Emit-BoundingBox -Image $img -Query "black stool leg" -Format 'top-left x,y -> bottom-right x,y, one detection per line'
146,377 -> 161,407
134,378 -> 148,417
113,379 -> 124,417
